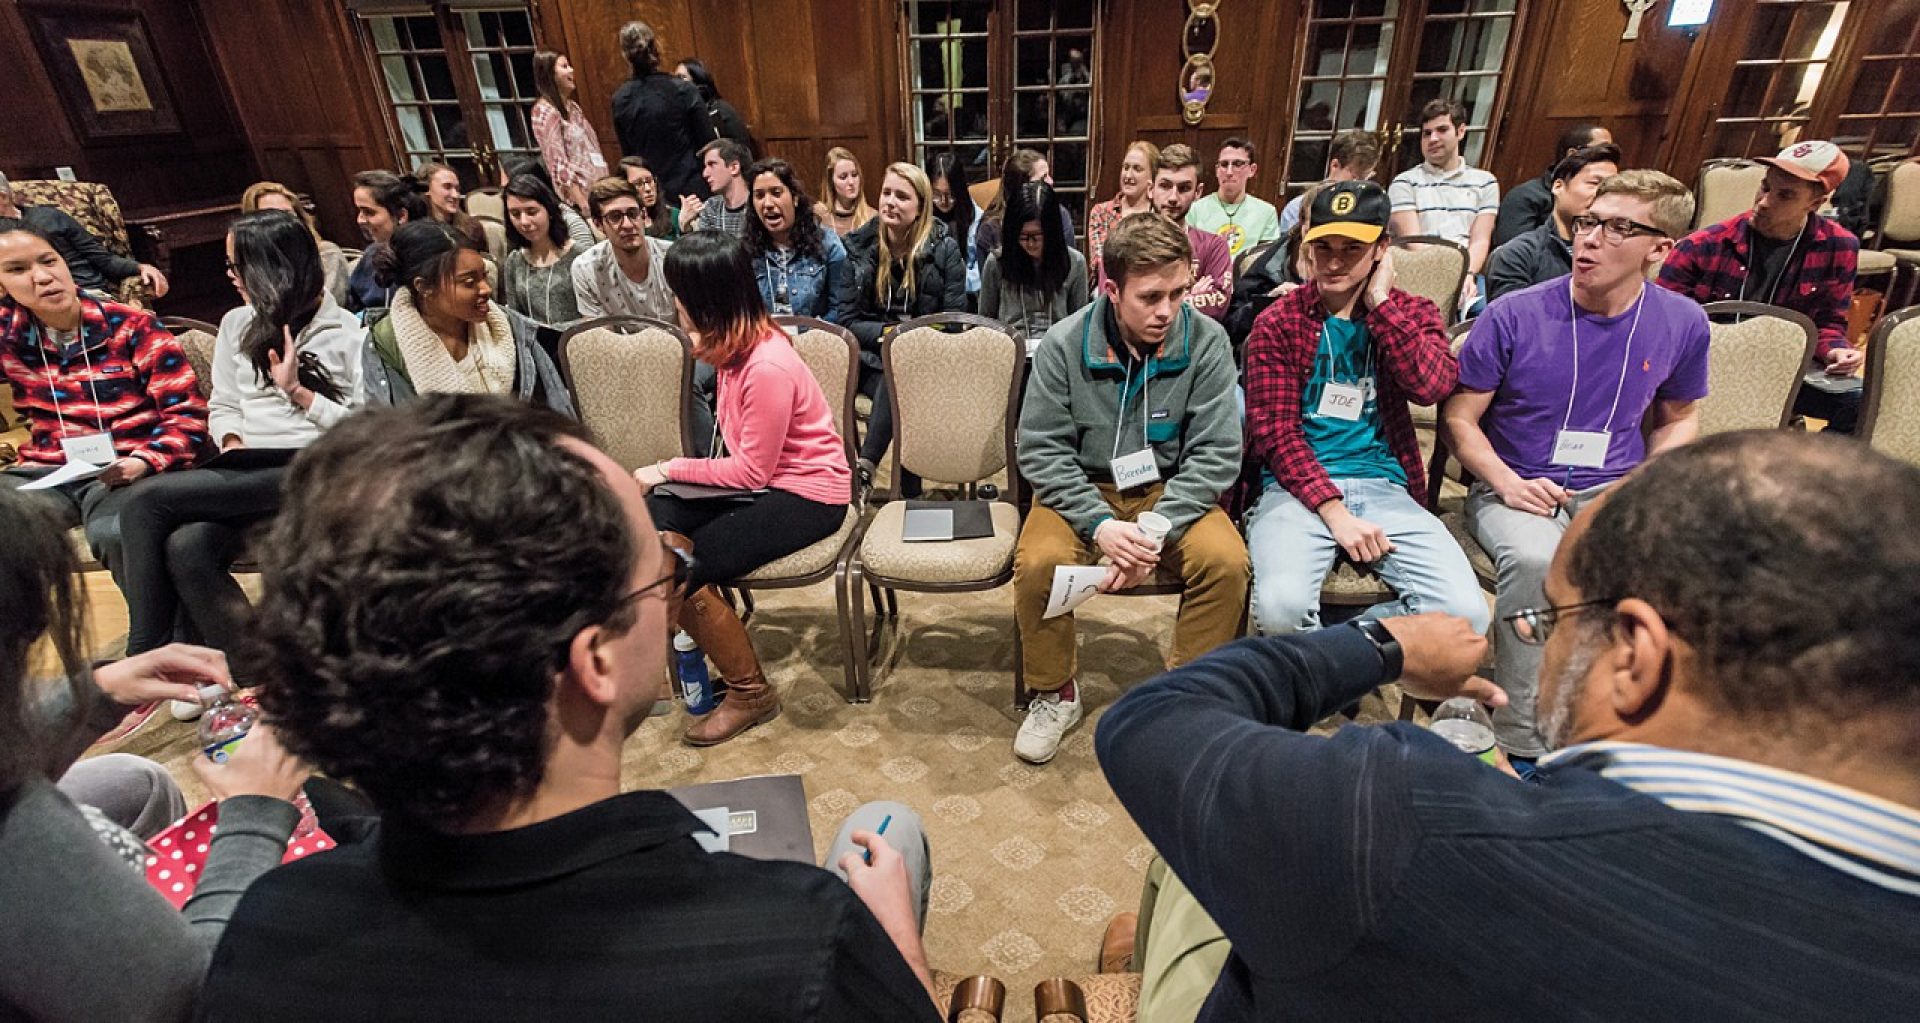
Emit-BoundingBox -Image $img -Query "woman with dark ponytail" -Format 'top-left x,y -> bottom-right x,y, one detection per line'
344,169 -> 431,314
116,210 -> 367,678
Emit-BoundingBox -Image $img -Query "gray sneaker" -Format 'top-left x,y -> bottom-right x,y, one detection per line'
1013,686 -> 1083,764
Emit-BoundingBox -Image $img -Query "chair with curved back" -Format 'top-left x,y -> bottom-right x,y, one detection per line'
556,316 -> 694,470
1871,160 -> 1920,308
1697,301 -> 1819,434
841,313 -> 1024,701
464,186 -> 505,223
1860,305 -> 1920,466
161,316 -> 221,402
716,316 -> 866,697
1389,236 -> 1468,324
1693,158 -> 1766,231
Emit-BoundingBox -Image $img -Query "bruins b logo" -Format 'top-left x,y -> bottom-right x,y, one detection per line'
1331,192 -> 1356,215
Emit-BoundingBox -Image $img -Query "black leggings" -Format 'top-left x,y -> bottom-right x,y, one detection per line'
856,364 -> 894,466
648,488 -> 845,590
118,466 -> 286,656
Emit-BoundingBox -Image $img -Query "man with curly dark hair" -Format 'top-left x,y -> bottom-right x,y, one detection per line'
198,395 -> 947,1021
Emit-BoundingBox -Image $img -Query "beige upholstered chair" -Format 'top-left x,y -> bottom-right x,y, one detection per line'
841,313 -> 1024,700
464,186 -> 505,223
1693,159 -> 1766,231
556,316 -> 693,470
161,317 -> 221,402
1697,301 -> 1819,434
1390,236 -> 1468,324
720,316 -> 865,696
1861,305 -> 1920,466
472,214 -> 510,283
1872,160 -> 1920,307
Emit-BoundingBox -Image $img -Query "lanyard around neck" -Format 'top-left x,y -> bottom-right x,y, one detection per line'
1110,352 -> 1153,460
34,301 -> 109,438
1563,279 -> 1646,436
1738,224 -> 1804,305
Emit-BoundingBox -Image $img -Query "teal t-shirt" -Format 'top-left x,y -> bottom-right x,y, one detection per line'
1301,316 -> 1405,484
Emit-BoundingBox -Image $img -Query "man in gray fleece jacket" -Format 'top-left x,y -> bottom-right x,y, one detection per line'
1012,214 -> 1249,765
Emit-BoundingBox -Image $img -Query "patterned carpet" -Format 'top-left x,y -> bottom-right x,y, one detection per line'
102,573 -> 1400,1021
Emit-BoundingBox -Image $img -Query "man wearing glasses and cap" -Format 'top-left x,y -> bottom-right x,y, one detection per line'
1241,180 -> 1487,638
1440,170 -> 1710,768
1658,140 -> 1864,433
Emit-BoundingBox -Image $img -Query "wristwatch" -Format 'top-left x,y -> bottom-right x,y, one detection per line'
1349,618 -> 1403,683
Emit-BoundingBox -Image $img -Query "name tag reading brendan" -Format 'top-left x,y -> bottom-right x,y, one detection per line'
1110,448 -> 1160,490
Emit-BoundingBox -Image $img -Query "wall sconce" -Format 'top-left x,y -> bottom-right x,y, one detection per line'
1181,1 -> 1219,126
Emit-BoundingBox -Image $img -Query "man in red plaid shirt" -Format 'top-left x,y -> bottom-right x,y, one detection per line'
1658,141 -> 1863,431
0,218 -> 207,587
1242,181 -> 1486,636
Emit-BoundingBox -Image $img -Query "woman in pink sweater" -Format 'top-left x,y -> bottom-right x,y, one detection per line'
635,230 -> 851,745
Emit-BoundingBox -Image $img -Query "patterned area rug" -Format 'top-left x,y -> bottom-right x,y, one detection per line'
112,577 -> 1401,1021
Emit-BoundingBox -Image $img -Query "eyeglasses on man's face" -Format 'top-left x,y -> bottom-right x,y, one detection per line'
1569,215 -> 1665,245
598,207 -> 645,226
626,538 -> 693,605
1501,598 -> 1619,646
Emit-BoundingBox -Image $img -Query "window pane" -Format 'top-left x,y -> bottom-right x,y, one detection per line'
382,56 -> 417,102
1848,61 -> 1896,114
370,17 -> 401,52
405,15 -> 441,52
418,54 -> 457,101
474,52 -> 508,101
1017,37 -> 1052,86
1350,23 -> 1393,75
485,104 -> 530,149
1055,88 -> 1090,136
433,104 -> 470,153
1052,142 -> 1087,187
500,10 -> 534,48
1018,91 -> 1051,136
1058,36 -> 1093,85
397,106 -> 431,152
1867,9 -> 1919,56
1306,24 -> 1350,75
1299,80 -> 1341,125
1017,0 -> 1051,32
1056,0 -> 1094,29
1291,138 -> 1332,185
953,91 -> 989,142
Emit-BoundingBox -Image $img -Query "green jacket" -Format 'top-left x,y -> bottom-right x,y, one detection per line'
1017,298 -> 1242,541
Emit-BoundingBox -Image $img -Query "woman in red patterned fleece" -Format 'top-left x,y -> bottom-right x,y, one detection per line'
0,215 -> 207,639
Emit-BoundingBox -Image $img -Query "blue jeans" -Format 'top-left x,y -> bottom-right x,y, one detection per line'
1246,478 -> 1489,635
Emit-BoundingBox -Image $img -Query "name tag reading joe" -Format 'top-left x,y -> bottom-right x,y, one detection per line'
1110,448 -> 1160,490
1316,382 -> 1366,422
1552,429 -> 1609,469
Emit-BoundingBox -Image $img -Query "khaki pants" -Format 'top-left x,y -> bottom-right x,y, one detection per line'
1136,857 -> 1231,1023
1013,484 -> 1249,691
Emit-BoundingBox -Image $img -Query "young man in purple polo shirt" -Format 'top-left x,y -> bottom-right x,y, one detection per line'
1440,169 -> 1710,762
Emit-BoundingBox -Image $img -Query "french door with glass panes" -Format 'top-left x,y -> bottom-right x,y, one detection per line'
904,0 -> 1100,231
1282,0 -> 1527,195
347,1 -> 541,189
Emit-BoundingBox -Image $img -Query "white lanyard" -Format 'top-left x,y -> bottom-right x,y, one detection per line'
1316,316 -> 1375,386
1110,356 -> 1152,460
1562,279 -> 1646,436
37,306 -> 109,437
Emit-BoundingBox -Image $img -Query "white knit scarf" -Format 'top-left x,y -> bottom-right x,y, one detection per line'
389,287 -> 516,396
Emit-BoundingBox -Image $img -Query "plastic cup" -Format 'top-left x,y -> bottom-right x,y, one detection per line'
1134,511 -> 1172,551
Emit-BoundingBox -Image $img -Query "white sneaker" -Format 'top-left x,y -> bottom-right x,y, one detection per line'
169,699 -> 205,722
1013,686 -> 1083,764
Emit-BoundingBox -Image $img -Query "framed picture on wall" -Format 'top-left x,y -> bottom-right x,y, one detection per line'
23,3 -> 182,141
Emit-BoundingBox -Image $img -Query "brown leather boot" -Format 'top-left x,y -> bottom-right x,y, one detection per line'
678,583 -> 779,746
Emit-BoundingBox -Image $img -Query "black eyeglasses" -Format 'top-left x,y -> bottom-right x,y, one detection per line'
626,538 -> 693,604
1568,215 -> 1666,245
1501,598 -> 1619,646
598,208 -> 644,226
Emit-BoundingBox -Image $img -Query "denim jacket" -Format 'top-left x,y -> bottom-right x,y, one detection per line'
754,229 -> 856,325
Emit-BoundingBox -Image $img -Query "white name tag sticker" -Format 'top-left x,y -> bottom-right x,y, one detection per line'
1316,382 -> 1365,421
1552,429 -> 1609,468
1110,448 -> 1161,490
61,432 -> 116,465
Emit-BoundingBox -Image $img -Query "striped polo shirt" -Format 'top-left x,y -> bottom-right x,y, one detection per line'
1542,740 -> 1920,895
1388,159 -> 1500,248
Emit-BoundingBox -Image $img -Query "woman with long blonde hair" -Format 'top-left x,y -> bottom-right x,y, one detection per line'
842,161 -> 965,496
241,181 -> 349,305
814,146 -> 876,237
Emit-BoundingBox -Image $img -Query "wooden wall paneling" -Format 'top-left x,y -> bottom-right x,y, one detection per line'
542,0 -> 696,181
0,0 -> 254,214
196,0 -> 392,245
1498,0 -> 1706,189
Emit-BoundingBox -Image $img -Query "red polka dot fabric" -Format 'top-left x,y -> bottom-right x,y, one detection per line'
143,797 -> 334,910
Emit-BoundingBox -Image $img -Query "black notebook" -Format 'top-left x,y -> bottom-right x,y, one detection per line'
200,447 -> 299,471
900,500 -> 994,542
668,774 -> 814,863
653,481 -> 768,501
